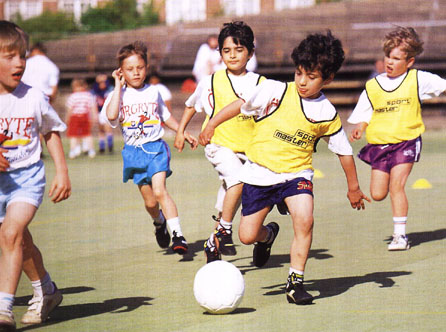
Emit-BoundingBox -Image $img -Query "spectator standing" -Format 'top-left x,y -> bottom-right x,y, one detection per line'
91,74 -> 114,153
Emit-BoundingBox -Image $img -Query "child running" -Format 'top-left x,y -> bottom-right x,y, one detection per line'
103,41 -> 196,255
174,21 -> 265,262
0,20 -> 71,330
199,31 -> 370,305
348,26 -> 446,250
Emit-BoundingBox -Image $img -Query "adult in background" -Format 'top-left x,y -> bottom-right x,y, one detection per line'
22,42 -> 60,104
192,34 -> 221,84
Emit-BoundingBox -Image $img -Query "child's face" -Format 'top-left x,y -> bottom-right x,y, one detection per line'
120,54 -> 147,89
294,67 -> 332,99
221,37 -> 251,76
384,45 -> 414,78
0,48 -> 26,94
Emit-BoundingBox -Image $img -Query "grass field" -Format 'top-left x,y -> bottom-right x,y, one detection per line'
13,131 -> 446,331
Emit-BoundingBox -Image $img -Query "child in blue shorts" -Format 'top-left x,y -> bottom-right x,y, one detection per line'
200,31 -> 370,305
349,27 -> 446,251
103,41 -> 197,255
0,21 -> 71,330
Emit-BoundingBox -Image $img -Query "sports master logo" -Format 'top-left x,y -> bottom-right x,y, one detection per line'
375,98 -> 412,113
274,129 -> 315,148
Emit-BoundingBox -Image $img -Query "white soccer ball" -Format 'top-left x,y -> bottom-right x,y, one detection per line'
193,260 -> 245,314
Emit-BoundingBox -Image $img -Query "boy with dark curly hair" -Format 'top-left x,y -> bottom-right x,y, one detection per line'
200,31 -> 370,305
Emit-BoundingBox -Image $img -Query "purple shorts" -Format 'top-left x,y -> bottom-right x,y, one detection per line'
358,136 -> 422,173
241,177 -> 313,216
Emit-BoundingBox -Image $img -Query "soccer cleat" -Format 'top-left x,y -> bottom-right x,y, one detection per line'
253,222 -> 279,267
154,214 -> 170,249
286,273 -> 313,305
204,235 -> 221,263
0,310 -> 15,331
214,225 -> 236,256
388,234 -> 410,251
172,231 -> 188,255
21,283 -> 63,324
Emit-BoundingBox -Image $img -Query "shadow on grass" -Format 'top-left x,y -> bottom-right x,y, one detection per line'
231,248 -> 333,275
384,228 -> 446,248
15,287 -> 153,331
202,307 -> 256,315
160,238 -> 209,262
262,271 -> 412,301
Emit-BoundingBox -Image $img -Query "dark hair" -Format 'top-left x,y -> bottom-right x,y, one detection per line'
218,21 -> 255,55
30,42 -> 46,54
291,31 -> 345,80
117,40 -> 148,66
0,20 -> 28,56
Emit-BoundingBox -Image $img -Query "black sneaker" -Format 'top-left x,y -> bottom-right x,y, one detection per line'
204,235 -> 221,263
286,273 -> 313,305
154,220 -> 170,249
172,231 -> 188,255
253,222 -> 279,267
214,226 -> 236,256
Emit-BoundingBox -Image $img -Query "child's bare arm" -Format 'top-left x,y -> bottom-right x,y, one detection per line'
44,131 -> 71,203
106,69 -> 125,121
199,99 -> 244,146
164,115 -> 198,150
174,106 -> 197,152
338,154 -> 371,210
349,122 -> 368,142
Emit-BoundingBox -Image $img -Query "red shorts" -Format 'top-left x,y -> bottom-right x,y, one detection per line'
67,114 -> 91,137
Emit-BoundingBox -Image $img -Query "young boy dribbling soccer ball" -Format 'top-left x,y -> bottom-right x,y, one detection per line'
200,31 -> 370,305
0,20 -> 71,330
103,41 -> 197,254
348,26 -> 446,250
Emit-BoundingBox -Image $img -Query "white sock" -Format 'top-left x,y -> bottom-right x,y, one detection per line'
167,217 -> 182,237
289,268 -> 305,282
217,218 -> 232,233
393,217 -> 407,236
31,273 -> 54,297
0,292 -> 14,312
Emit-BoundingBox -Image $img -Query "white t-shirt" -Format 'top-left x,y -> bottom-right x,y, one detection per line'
185,71 -> 262,116
152,83 -> 172,102
238,79 -> 353,186
348,70 -> 446,124
0,82 -> 66,171
102,84 -> 171,146
22,55 -> 60,97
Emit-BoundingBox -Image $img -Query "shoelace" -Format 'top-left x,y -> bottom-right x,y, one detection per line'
27,296 -> 43,313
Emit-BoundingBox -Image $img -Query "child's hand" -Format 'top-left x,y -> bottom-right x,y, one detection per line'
349,128 -> 363,142
0,148 -> 9,172
112,69 -> 125,87
185,132 -> 198,150
347,189 -> 371,210
174,132 -> 186,152
48,172 -> 71,203
199,125 -> 215,146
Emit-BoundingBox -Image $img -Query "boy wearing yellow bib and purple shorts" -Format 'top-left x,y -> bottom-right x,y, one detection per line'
349,27 -> 446,251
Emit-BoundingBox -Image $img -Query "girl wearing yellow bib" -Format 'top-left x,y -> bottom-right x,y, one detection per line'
200,32 -> 369,306
349,27 -> 446,251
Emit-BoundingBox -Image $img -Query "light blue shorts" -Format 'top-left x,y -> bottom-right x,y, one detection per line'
122,140 -> 172,185
0,160 -> 46,222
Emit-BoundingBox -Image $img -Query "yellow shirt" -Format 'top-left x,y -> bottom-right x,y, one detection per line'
246,82 -> 342,173
201,70 -> 264,153
365,69 -> 424,144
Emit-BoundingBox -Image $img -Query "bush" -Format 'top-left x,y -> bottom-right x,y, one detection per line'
14,11 -> 78,42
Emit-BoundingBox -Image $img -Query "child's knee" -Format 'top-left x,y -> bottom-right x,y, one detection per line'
238,226 -> 257,245
293,215 -> 314,234
0,226 -> 23,250
371,189 -> 387,201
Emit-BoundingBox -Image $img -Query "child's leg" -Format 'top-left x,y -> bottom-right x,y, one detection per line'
98,124 -> 106,152
389,163 -> 413,218
0,202 -> 37,295
285,194 -> 314,272
370,169 -> 390,201
83,136 -> 95,158
238,207 -> 270,245
221,183 -> 242,223
149,172 -> 178,220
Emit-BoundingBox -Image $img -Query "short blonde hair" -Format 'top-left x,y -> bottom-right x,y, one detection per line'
0,20 -> 28,56
117,41 -> 148,66
383,26 -> 424,59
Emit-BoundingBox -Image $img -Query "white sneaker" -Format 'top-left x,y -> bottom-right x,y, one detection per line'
88,149 -> 96,158
388,234 -> 410,251
21,283 -> 63,325
0,310 -> 15,330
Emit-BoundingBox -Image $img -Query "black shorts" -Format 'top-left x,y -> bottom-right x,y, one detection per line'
241,177 -> 313,216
